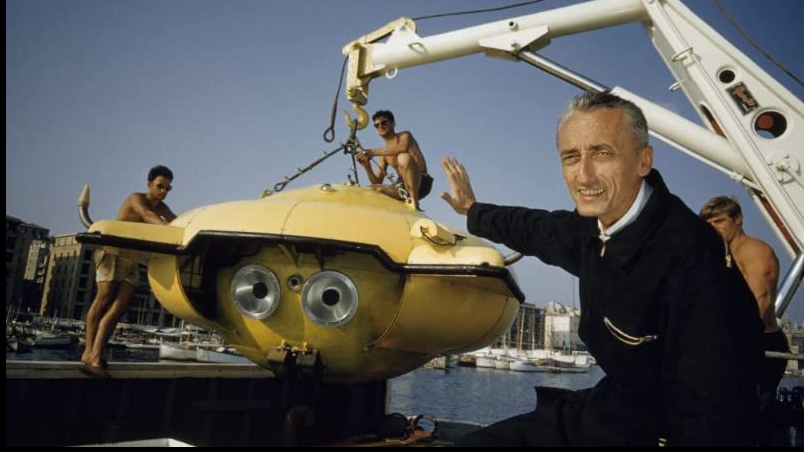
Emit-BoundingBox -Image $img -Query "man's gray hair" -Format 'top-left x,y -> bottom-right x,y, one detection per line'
558,92 -> 649,150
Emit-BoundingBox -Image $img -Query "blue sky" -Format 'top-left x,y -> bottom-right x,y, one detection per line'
7,0 -> 804,322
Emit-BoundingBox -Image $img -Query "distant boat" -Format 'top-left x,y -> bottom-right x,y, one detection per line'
196,347 -> 252,364
475,356 -> 496,368
510,359 -> 541,372
424,355 -> 454,370
7,337 -> 33,353
126,342 -> 160,350
494,358 -> 512,370
29,331 -> 73,348
552,353 -> 591,372
552,353 -> 577,368
159,343 -> 197,361
456,355 -> 476,367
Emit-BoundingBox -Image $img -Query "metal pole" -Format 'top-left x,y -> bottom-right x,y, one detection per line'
517,50 -> 760,191
775,253 -> 804,318
518,50 -> 608,92
765,350 -> 803,361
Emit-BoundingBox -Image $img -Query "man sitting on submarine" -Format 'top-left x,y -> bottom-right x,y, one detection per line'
356,109 -> 433,210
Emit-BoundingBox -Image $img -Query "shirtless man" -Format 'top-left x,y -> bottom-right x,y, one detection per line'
80,165 -> 176,375
700,196 -> 788,444
356,110 -> 432,210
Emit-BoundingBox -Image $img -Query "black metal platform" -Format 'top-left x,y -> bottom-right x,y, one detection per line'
6,360 -> 387,446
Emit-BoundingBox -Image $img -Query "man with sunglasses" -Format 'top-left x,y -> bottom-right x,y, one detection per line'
356,110 -> 432,210
80,165 -> 177,377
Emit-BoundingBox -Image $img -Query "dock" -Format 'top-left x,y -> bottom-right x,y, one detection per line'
6,360 -> 387,446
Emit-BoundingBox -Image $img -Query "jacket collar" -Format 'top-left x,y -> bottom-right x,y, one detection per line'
582,169 -> 671,268
598,179 -> 654,241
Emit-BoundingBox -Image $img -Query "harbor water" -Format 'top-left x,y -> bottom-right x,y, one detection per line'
390,365 -> 605,425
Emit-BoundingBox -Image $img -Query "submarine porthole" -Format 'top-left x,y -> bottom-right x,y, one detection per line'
301,271 -> 358,327
231,265 -> 281,320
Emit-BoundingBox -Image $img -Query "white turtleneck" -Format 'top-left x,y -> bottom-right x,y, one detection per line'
597,179 -> 653,256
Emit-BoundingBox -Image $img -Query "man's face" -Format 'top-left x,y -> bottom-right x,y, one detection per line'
147,176 -> 172,201
557,109 -> 653,226
373,117 -> 393,138
705,212 -> 742,242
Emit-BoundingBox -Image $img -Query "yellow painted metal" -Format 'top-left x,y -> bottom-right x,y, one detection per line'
407,244 -> 505,266
87,220 -> 185,263
88,220 -> 185,245
148,255 -> 221,331
410,218 -> 457,245
372,275 -> 518,354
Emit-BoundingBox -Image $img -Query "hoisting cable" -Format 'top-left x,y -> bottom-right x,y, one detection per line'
412,0 -> 550,21
274,120 -> 363,193
346,118 -> 361,186
323,1 -> 555,144
712,0 -> 803,87
271,144 -> 348,192
323,2 -> 554,142
322,56 -> 350,143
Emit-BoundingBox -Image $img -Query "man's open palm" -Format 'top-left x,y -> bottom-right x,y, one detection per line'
440,157 -> 477,215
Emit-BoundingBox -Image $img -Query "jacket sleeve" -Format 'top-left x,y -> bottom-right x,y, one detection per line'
659,249 -> 763,446
467,202 -> 582,276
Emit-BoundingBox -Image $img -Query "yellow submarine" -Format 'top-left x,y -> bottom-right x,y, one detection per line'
77,181 -> 523,382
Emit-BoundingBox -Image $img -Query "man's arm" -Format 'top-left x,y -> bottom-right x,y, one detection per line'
468,204 -> 582,275
357,153 -> 387,185
441,157 -> 582,275
366,132 -> 413,157
734,240 -> 779,317
158,204 -> 177,222
130,194 -> 170,225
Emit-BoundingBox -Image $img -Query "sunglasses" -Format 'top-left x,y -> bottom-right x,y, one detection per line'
373,120 -> 390,128
156,183 -> 173,192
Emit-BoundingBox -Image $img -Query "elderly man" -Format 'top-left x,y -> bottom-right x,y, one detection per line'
442,92 -> 763,446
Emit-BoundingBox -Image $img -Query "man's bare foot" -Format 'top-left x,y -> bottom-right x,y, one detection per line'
82,351 -> 105,368
87,357 -> 105,368
407,198 -> 422,212
79,363 -> 110,379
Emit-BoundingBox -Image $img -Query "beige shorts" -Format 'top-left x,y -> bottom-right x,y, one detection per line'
94,249 -> 141,286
